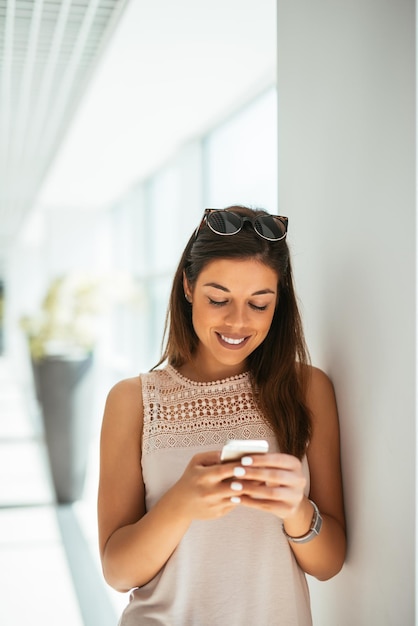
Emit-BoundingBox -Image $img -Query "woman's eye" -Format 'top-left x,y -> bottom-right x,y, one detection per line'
208,298 -> 228,307
250,303 -> 268,311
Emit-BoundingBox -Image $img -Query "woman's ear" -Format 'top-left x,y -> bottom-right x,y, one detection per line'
183,272 -> 192,303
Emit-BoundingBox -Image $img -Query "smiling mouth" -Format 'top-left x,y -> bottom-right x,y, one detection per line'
217,333 -> 248,346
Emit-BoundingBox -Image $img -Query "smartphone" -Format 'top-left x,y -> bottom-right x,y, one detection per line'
220,439 -> 269,462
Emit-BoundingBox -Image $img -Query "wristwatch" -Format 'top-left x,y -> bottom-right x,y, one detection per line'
282,499 -> 323,544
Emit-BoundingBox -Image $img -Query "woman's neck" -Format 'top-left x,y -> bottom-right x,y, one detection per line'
177,358 -> 248,383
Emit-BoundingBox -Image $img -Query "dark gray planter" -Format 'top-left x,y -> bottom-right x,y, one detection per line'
33,354 -> 94,503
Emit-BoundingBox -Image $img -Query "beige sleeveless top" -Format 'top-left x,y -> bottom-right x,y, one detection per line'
118,365 -> 312,626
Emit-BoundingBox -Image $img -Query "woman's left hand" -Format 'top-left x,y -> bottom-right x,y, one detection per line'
224,452 -> 307,520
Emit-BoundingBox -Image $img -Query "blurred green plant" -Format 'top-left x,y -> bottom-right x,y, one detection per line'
20,271 -> 143,360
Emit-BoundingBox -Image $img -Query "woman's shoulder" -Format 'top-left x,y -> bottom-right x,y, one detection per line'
100,377 -> 145,455
107,375 -> 143,397
104,375 -> 144,422
307,364 -> 334,390
106,366 -> 172,400
297,361 -> 333,389
303,365 -> 338,428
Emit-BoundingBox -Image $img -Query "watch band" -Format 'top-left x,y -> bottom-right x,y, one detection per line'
282,499 -> 323,544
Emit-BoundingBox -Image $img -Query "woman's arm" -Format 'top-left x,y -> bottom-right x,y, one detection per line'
98,378 -> 242,592
97,377 -> 188,591
282,366 -> 346,580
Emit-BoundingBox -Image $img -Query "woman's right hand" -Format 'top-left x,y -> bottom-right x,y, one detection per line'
170,450 -> 241,521
101,447 -> 240,592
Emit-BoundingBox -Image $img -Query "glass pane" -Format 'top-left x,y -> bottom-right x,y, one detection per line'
204,87 -> 277,213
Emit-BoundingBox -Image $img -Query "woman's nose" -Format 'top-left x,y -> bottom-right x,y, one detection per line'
224,303 -> 248,327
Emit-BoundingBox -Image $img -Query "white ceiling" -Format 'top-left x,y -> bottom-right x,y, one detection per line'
1,0 -> 276,263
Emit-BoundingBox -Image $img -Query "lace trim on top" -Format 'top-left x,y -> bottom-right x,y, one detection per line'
141,365 -> 273,454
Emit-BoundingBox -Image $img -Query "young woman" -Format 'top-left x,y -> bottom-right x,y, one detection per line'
98,206 -> 346,625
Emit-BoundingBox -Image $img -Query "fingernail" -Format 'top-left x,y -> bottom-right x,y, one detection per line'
233,466 -> 246,477
231,481 -> 243,491
241,456 -> 253,466
230,496 -> 241,504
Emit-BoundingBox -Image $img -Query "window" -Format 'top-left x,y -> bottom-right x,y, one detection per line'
109,87 -> 277,375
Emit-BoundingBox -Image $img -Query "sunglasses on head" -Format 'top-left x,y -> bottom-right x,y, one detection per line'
194,209 -> 288,242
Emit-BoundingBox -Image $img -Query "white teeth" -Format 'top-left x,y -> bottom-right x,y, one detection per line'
220,334 -> 245,345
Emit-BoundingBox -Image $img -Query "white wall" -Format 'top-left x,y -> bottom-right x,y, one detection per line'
277,1 -> 415,624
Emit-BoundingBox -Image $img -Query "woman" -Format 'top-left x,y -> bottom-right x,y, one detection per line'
98,206 -> 346,625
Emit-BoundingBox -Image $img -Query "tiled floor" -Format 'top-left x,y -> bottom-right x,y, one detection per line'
0,357 -> 129,625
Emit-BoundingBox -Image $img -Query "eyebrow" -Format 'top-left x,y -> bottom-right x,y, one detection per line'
203,282 -> 276,296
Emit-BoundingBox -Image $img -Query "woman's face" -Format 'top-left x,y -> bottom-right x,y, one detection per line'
184,257 -> 278,380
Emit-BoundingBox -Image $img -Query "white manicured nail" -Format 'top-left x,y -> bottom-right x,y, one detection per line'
231,481 -> 243,491
230,496 -> 241,504
241,456 -> 253,466
233,466 -> 246,477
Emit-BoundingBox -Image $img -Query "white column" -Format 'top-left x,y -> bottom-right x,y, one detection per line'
277,1 -> 416,624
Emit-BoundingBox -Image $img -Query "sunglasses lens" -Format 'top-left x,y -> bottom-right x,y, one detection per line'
207,211 -> 242,235
254,216 -> 287,241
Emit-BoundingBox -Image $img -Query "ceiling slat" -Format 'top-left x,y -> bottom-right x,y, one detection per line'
0,0 -> 128,255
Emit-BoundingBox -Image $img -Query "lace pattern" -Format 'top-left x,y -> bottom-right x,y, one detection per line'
141,365 -> 273,455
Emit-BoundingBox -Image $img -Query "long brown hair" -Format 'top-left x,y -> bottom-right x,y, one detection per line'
155,206 -> 312,458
